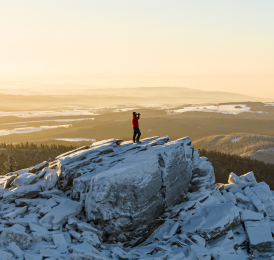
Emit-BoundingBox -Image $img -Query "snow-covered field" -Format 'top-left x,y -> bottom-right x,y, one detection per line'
0,125 -> 71,137
55,138 -> 96,142
0,106 -> 139,119
112,108 -> 137,112
168,104 -> 264,115
0,109 -> 98,118
264,103 -> 274,106
0,118 -> 94,126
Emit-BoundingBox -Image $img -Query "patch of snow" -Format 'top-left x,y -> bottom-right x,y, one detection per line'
0,125 -> 71,136
169,104 -> 263,115
0,118 -> 94,126
55,138 -> 96,142
231,137 -> 240,143
265,103 -> 274,106
113,107 -> 137,112
0,109 -> 98,118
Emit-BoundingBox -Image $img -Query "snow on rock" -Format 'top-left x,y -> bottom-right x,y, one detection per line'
39,199 -> 82,230
183,203 -> 240,240
3,173 -> 18,189
11,173 -> 37,187
241,210 -> 264,222
0,225 -> 33,250
189,156 -> 216,192
2,136 -> 274,259
7,242 -> 24,258
2,183 -> 41,204
0,250 -> 13,260
28,161 -> 49,173
84,137 -> 209,244
245,219 -> 274,257
24,253 -> 43,260
70,252 -> 107,260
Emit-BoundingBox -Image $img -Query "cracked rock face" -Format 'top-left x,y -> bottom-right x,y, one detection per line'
82,137 -> 215,244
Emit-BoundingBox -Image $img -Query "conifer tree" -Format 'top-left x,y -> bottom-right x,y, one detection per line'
1,155 -> 18,174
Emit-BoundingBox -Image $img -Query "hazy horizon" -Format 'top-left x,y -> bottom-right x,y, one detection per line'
0,82 -> 271,101
1,0 -> 274,98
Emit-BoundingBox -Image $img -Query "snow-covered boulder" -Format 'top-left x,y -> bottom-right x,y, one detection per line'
185,203 -> 240,240
28,161 -> 48,173
39,199 -> 82,230
241,210 -> 264,222
84,137 -> 215,244
0,225 -> 33,250
11,173 -> 36,187
2,183 -> 41,204
0,250 -> 13,260
245,219 -> 274,257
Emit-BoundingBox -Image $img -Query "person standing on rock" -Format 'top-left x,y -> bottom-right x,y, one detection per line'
132,112 -> 141,143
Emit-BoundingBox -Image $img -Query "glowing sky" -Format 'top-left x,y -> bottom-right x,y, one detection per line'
0,0 -> 274,97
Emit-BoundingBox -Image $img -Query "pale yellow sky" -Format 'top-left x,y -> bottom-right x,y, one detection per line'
0,0 -> 274,98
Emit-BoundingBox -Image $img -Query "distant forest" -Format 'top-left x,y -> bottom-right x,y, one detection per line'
200,149 -> 274,190
0,142 -> 77,174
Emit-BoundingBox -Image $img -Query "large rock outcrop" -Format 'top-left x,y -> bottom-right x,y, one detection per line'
2,136 -> 274,259
82,137 -> 215,244
44,136 -> 213,244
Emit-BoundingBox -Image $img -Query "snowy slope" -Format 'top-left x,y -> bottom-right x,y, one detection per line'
0,136 -> 274,259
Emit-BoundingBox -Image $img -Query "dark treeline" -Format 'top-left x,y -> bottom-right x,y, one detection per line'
200,149 -> 274,190
0,142 -> 77,174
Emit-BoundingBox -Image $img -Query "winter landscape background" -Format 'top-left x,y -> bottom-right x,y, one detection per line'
1,0 -> 274,259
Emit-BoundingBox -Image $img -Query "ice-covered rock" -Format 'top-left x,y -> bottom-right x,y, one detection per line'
0,250 -> 13,260
185,203 -> 240,240
7,242 -> 24,258
190,244 -> 212,260
39,199 -> 82,229
0,226 -> 33,250
241,210 -> 264,222
2,183 -> 41,204
2,206 -> 28,219
1,136 -> 274,259
29,161 -> 49,173
3,173 -> 18,189
25,253 -> 43,260
70,252 -> 107,260
245,219 -> 274,257
11,173 -> 37,187
84,137 -> 214,244
189,156 -> 216,192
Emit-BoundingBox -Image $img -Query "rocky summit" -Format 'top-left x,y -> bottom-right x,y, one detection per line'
0,136 -> 274,259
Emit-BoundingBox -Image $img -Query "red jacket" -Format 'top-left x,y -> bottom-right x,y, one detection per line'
131,115 -> 140,128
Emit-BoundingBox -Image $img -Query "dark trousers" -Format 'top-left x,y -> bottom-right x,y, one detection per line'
133,127 -> 141,142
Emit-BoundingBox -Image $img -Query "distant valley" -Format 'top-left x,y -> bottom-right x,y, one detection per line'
194,133 -> 274,164
0,87 -> 274,166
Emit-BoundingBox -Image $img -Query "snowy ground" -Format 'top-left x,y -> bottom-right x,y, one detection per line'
55,138 -> 96,142
0,119 -> 94,126
0,125 -> 71,137
0,110 -> 99,118
265,103 -> 274,107
168,104 -> 264,115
